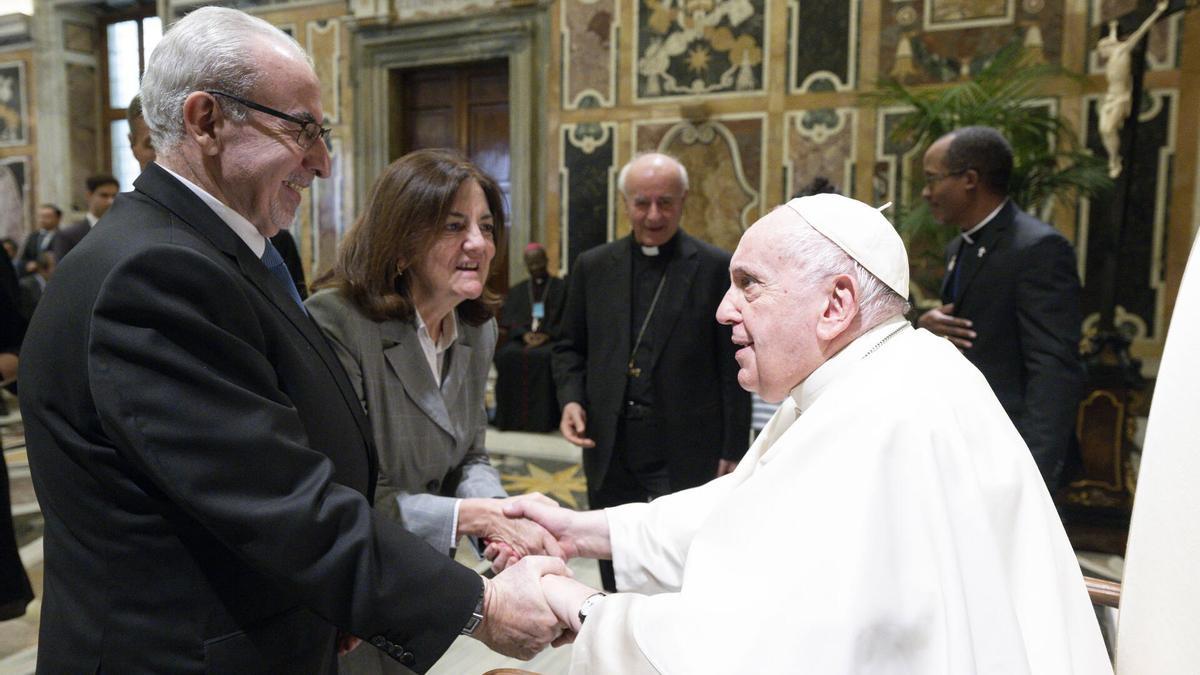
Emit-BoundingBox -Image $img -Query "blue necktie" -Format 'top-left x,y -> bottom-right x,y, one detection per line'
261,240 -> 306,313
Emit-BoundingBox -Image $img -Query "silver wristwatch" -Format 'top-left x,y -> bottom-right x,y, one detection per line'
460,590 -> 485,636
577,592 -> 607,625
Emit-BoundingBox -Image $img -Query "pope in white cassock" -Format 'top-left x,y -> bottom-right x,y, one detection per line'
500,194 -> 1111,674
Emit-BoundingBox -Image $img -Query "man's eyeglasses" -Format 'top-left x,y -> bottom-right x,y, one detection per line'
205,90 -> 331,151
923,170 -> 966,188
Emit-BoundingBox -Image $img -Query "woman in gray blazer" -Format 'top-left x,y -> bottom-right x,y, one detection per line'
307,151 -> 561,671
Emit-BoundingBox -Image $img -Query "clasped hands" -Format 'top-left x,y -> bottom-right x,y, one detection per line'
469,495 -> 610,658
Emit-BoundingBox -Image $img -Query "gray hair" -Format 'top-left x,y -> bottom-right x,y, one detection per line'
617,152 -> 690,196
140,7 -> 310,154
780,217 -> 909,330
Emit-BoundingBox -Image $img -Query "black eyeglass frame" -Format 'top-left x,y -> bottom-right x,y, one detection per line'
204,90 -> 331,150
922,169 -> 967,188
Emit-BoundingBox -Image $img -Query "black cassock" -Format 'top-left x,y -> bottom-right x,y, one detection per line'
493,276 -> 567,432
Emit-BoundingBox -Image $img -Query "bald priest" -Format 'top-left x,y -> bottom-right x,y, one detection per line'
503,194 -> 1111,674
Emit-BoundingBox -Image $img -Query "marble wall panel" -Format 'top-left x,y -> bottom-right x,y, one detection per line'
394,0 -> 511,22
783,107 -> 856,199
1079,89 -> 1175,344
67,63 -> 97,211
562,0 -> 618,108
63,21 -> 96,54
788,0 -> 856,93
0,61 -> 28,147
634,116 -> 763,252
310,136 -> 345,278
634,0 -> 765,101
307,19 -> 341,123
880,0 -> 1063,84
561,122 -> 615,269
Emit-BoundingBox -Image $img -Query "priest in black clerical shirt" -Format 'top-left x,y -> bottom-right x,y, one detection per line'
494,242 -> 567,431
552,152 -> 749,592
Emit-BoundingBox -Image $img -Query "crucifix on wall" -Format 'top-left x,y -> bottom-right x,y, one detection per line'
1097,0 -> 1169,179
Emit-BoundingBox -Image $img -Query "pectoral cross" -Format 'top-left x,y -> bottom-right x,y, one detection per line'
627,364 -> 641,378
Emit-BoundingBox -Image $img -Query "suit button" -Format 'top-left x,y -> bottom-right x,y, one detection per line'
370,635 -> 387,648
400,651 -> 416,666
426,480 -> 439,491
389,646 -> 404,659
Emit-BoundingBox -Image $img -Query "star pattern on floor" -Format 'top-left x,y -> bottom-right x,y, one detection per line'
501,462 -> 587,509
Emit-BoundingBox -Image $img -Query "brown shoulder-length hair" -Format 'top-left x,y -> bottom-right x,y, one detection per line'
312,148 -> 505,325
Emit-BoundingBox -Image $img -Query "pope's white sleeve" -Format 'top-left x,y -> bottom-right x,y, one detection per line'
606,471 -> 738,593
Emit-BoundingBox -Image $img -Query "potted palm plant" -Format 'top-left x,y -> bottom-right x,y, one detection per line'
867,43 -> 1112,301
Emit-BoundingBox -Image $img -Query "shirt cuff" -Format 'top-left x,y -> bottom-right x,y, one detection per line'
450,498 -> 462,551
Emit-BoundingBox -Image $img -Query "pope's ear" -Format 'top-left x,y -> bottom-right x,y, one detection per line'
816,273 -> 859,341
181,91 -> 223,156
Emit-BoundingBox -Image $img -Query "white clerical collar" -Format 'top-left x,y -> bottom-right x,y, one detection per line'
787,315 -> 912,415
961,199 -> 1007,245
414,310 -> 459,382
640,245 -> 659,256
159,164 -> 267,258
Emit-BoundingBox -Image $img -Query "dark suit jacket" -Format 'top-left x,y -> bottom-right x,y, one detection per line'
50,218 -> 89,262
17,274 -> 42,321
940,200 -> 1084,482
17,228 -> 54,274
19,164 -> 480,674
553,232 -> 750,492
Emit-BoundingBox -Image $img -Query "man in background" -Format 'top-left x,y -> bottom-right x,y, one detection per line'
494,242 -> 567,432
17,204 -> 60,276
917,126 -> 1084,489
17,251 -> 53,320
52,174 -> 118,261
552,152 -> 749,592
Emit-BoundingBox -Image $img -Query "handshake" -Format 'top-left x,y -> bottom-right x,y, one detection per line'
466,493 -> 613,660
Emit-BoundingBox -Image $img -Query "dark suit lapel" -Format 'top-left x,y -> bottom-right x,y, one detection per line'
940,235 -> 962,304
954,201 -> 1015,305
607,239 -> 633,368
644,232 -> 700,375
133,164 -> 377,457
381,319 -> 456,437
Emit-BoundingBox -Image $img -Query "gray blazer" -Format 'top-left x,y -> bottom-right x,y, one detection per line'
306,288 -> 505,554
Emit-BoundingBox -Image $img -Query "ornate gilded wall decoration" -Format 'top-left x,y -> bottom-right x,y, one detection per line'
879,0 -> 1063,85
788,0 -> 857,93
783,108 -> 856,199
925,0 -> 1014,30
633,116 -> 763,251
307,19 -> 341,123
635,0 -> 765,101
0,61 -> 28,147
1079,89 -> 1176,345
562,0 -> 618,109
561,123 -> 616,268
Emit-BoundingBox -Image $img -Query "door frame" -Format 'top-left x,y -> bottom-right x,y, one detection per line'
351,7 -> 548,285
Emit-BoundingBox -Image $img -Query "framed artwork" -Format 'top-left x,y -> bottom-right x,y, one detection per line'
0,155 -> 31,242
0,61 -> 29,147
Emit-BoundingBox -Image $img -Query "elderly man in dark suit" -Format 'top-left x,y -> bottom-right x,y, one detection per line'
19,7 -> 564,674
553,152 -> 750,592
917,126 -> 1085,489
